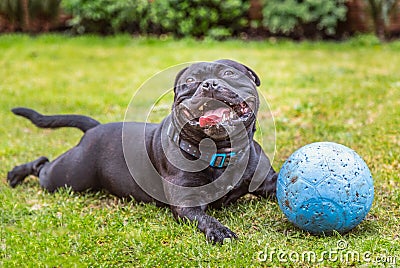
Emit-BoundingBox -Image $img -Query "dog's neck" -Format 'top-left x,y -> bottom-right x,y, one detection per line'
167,119 -> 253,168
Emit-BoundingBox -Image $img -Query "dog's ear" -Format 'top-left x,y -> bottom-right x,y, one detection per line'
243,65 -> 261,87
215,59 -> 261,86
174,67 -> 189,90
173,67 -> 189,103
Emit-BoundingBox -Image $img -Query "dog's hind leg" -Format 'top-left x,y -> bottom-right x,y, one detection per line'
7,156 -> 49,188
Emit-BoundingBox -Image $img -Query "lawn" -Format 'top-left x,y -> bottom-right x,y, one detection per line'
0,34 -> 399,267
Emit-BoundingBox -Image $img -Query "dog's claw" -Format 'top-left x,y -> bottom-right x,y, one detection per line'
206,225 -> 238,244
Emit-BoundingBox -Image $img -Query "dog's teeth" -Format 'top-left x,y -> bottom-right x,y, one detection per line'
199,105 -> 203,111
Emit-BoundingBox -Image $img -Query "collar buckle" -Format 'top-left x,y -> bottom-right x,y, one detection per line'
209,152 -> 236,168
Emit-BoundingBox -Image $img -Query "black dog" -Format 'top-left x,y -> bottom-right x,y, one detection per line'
8,59 -> 277,244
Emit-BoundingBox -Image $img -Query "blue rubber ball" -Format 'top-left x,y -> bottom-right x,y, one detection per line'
277,142 -> 374,234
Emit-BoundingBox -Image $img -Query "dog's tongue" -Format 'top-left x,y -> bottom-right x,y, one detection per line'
199,107 -> 230,127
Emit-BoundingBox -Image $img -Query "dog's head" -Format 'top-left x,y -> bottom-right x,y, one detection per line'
172,60 -> 260,142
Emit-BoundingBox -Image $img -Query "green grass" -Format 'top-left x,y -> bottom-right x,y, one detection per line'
0,34 -> 399,267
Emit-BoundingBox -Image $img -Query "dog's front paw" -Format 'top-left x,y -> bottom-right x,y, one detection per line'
205,224 -> 238,244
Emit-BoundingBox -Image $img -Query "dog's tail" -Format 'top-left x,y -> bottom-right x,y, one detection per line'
12,107 -> 100,133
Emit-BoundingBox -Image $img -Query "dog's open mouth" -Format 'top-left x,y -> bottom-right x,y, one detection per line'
187,99 -> 254,129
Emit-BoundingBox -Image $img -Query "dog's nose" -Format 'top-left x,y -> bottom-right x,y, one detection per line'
202,79 -> 219,91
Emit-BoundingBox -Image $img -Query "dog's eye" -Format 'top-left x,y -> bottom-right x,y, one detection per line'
224,70 -> 235,76
186,77 -> 196,84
